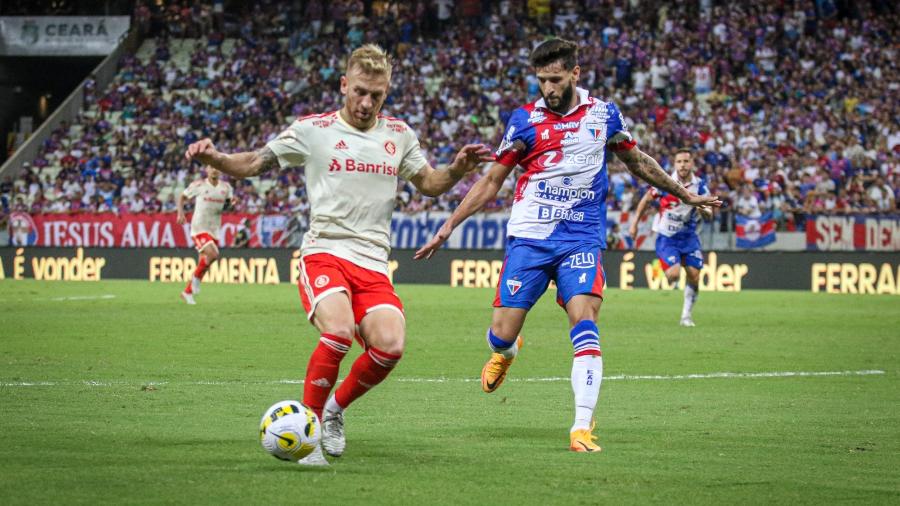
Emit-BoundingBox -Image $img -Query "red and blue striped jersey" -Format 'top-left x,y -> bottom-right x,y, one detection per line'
494,88 -> 635,247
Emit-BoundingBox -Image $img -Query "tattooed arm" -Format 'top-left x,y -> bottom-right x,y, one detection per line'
184,139 -> 280,179
614,147 -> 721,207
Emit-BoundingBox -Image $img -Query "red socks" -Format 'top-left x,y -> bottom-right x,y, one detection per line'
184,256 -> 210,294
333,347 -> 401,410
303,334 -> 352,418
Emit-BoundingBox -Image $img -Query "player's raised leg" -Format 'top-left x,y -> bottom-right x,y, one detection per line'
482,308 -> 526,393
322,307 -> 405,457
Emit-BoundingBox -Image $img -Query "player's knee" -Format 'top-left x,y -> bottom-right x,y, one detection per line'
370,333 -> 405,356
205,250 -> 219,262
323,325 -> 355,342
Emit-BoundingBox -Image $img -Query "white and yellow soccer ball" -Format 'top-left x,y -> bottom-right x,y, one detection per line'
259,400 -> 321,461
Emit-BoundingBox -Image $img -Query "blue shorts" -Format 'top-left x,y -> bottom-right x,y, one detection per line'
656,234 -> 703,270
493,237 -> 606,310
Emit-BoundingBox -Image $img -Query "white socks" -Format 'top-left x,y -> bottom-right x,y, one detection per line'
682,283 -> 698,319
570,355 -> 602,432
323,395 -> 343,414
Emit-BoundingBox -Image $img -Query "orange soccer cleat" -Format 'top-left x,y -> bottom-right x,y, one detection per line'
481,336 -> 523,393
569,420 -> 601,453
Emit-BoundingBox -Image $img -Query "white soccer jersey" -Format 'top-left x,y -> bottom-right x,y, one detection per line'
183,179 -> 233,236
266,111 -> 427,273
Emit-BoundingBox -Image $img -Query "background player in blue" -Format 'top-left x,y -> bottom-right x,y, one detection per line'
415,39 -> 721,452
629,147 -> 712,327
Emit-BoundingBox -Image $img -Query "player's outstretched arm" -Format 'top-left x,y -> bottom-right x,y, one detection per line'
413,161 -> 515,260
185,139 -> 280,179
614,147 -> 721,208
408,144 -> 493,197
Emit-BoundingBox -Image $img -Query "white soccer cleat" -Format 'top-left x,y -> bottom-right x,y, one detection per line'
180,291 -> 196,305
191,276 -> 201,294
297,444 -> 330,467
680,317 -> 695,327
321,409 -> 345,457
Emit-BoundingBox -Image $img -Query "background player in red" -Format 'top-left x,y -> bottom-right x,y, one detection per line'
176,166 -> 235,305
185,45 -> 491,464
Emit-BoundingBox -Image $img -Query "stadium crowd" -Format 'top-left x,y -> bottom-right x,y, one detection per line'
1,0 -> 898,236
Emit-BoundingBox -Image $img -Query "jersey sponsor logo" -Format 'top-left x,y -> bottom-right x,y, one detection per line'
496,126 -> 517,156
528,110 -> 546,124
535,180 -> 596,202
538,205 -> 586,222
506,278 -> 523,295
334,140 -> 349,150
328,158 -> 398,176
384,140 -> 396,155
553,120 -> 580,131
561,131 -> 579,146
587,105 -> 610,121
566,252 -> 596,269
314,274 -> 330,288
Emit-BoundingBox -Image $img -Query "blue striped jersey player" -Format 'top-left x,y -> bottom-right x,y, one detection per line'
630,148 -> 712,327
415,39 -> 720,452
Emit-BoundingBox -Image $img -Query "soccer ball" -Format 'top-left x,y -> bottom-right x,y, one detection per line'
259,400 -> 321,461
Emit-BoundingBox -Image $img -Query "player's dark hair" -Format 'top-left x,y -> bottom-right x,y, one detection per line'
529,38 -> 579,70
675,147 -> 692,156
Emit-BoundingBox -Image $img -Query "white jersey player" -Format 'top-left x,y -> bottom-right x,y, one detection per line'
176,167 -> 234,304
184,44 -> 491,465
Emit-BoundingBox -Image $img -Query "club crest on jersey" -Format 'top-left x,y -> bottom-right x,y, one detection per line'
584,122 -> 607,141
528,110 -> 546,124
314,275 -> 330,288
506,279 -> 523,296
384,141 -> 396,155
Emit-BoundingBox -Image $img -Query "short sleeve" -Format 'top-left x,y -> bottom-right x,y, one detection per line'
494,108 -> 532,167
398,126 -> 428,180
265,121 -> 310,168
605,102 -> 637,152
182,180 -> 202,198
226,183 -> 234,199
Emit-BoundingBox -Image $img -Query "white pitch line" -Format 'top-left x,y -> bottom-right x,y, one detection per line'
0,295 -> 117,303
0,370 -> 886,388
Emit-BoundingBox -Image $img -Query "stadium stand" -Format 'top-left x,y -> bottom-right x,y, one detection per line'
1,0 -> 897,238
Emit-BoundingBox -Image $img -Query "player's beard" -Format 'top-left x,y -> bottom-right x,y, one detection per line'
541,83 -> 575,114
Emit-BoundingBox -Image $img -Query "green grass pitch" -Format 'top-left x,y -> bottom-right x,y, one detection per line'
1,280 -> 898,505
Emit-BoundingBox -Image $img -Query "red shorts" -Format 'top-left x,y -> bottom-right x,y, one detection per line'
192,233 -> 219,252
298,253 -> 404,325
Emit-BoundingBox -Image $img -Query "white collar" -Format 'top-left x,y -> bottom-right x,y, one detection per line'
534,87 -> 592,116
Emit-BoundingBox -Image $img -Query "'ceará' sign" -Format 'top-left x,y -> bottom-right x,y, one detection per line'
0,16 -> 130,56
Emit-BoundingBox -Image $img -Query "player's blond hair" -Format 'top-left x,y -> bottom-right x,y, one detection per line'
347,44 -> 392,78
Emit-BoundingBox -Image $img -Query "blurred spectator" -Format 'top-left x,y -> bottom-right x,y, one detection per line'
3,0 -> 898,235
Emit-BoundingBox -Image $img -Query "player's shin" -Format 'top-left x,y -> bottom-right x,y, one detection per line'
487,328 -> 519,359
331,346 -> 401,411
303,333 -> 352,419
570,320 -> 602,432
682,283 -> 698,319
